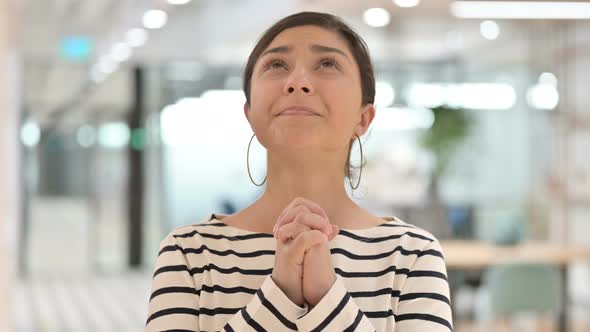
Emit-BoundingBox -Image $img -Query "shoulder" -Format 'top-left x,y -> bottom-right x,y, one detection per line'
381,216 -> 444,252
394,216 -> 438,239
393,218 -> 449,271
380,216 -> 438,239
159,214 -> 224,247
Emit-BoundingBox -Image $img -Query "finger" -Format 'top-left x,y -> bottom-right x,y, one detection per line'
276,197 -> 307,226
274,205 -> 312,234
276,214 -> 338,241
275,204 -> 331,237
292,197 -> 330,221
274,197 -> 329,232
328,224 -> 340,241
275,207 -> 331,239
276,221 -> 311,243
291,229 -> 328,257
292,213 -> 332,237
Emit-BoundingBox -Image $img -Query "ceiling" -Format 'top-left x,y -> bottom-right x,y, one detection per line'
16,0 -> 589,130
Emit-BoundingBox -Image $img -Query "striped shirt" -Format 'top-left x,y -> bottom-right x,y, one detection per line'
146,213 -> 453,331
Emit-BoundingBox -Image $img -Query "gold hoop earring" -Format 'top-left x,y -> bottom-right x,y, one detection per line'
247,133 -> 266,186
348,135 -> 363,190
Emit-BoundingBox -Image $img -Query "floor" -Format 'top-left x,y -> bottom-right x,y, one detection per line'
14,272 -> 151,332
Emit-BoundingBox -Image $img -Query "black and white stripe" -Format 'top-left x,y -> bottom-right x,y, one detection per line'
146,215 -> 453,331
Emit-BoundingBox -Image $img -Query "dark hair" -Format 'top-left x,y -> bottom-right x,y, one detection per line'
243,11 -> 374,188
242,11 -> 375,106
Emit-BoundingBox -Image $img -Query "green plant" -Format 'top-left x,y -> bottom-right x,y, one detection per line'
420,105 -> 471,179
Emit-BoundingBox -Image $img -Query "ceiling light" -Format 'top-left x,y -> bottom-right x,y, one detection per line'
167,0 -> 192,4
363,8 -> 391,27
142,9 -> 168,30
98,57 -> 117,74
110,43 -> 132,62
394,0 -> 420,8
480,20 -> 500,40
539,72 -> 558,86
126,28 -> 148,47
98,122 -> 130,149
21,121 -> 41,147
453,83 -> 516,110
373,107 -> 434,131
527,84 -> 559,110
406,83 -> 516,110
451,1 -> 590,20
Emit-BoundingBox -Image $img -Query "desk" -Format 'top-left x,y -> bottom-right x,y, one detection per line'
441,240 -> 590,332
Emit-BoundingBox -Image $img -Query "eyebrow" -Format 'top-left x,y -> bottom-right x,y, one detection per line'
260,44 -> 351,61
310,44 -> 349,60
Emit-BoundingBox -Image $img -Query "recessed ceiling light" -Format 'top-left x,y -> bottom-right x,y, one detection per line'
110,43 -> 132,62
539,72 -> 558,86
451,1 -> 590,20
98,57 -> 118,74
363,8 -> 391,28
143,10 -> 168,30
394,0 -> 420,8
527,83 -> 559,110
167,0 -> 192,4
126,28 -> 148,48
480,20 -> 500,40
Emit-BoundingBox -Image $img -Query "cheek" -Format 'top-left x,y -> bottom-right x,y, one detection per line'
321,77 -> 361,105
318,82 -> 361,137
248,81 -> 280,137
250,80 -> 281,111
321,82 -> 358,117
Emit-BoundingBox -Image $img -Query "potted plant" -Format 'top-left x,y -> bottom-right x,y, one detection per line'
419,105 -> 472,236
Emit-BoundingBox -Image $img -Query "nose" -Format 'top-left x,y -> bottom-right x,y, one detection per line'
283,68 -> 315,96
286,86 -> 311,94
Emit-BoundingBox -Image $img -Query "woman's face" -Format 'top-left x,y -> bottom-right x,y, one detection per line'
245,25 -> 374,152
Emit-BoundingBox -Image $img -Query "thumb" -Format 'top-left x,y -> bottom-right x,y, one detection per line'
329,225 -> 340,241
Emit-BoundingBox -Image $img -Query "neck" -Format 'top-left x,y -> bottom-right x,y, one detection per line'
252,149 -> 358,229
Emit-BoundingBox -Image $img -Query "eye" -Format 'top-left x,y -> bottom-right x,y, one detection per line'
263,59 -> 288,71
318,56 -> 339,70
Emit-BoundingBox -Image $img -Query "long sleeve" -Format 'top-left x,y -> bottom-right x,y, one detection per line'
146,216 -> 452,331
222,275 -> 309,331
295,275 -> 376,332
146,232 -> 309,331
146,234 -> 201,331
393,238 -> 453,331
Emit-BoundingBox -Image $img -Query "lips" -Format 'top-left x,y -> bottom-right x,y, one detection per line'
277,107 -> 320,117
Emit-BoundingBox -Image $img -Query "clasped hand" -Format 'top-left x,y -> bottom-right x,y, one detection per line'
270,197 -> 340,307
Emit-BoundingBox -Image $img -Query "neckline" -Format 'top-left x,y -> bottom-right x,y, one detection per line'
207,213 -> 400,236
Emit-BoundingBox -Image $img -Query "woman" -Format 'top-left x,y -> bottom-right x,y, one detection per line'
146,11 -> 452,332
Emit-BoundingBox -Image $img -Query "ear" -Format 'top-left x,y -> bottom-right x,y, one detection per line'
354,103 -> 375,137
243,102 -> 251,124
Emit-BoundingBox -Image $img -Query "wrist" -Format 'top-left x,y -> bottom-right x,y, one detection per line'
270,273 -> 305,307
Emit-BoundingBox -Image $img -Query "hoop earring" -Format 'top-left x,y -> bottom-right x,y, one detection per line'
247,133 -> 266,186
348,135 -> 363,190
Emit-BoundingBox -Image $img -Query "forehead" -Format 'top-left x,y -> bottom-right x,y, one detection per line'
266,25 -> 351,54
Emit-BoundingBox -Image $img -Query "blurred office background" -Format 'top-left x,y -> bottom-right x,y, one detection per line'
1,0 -> 590,331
